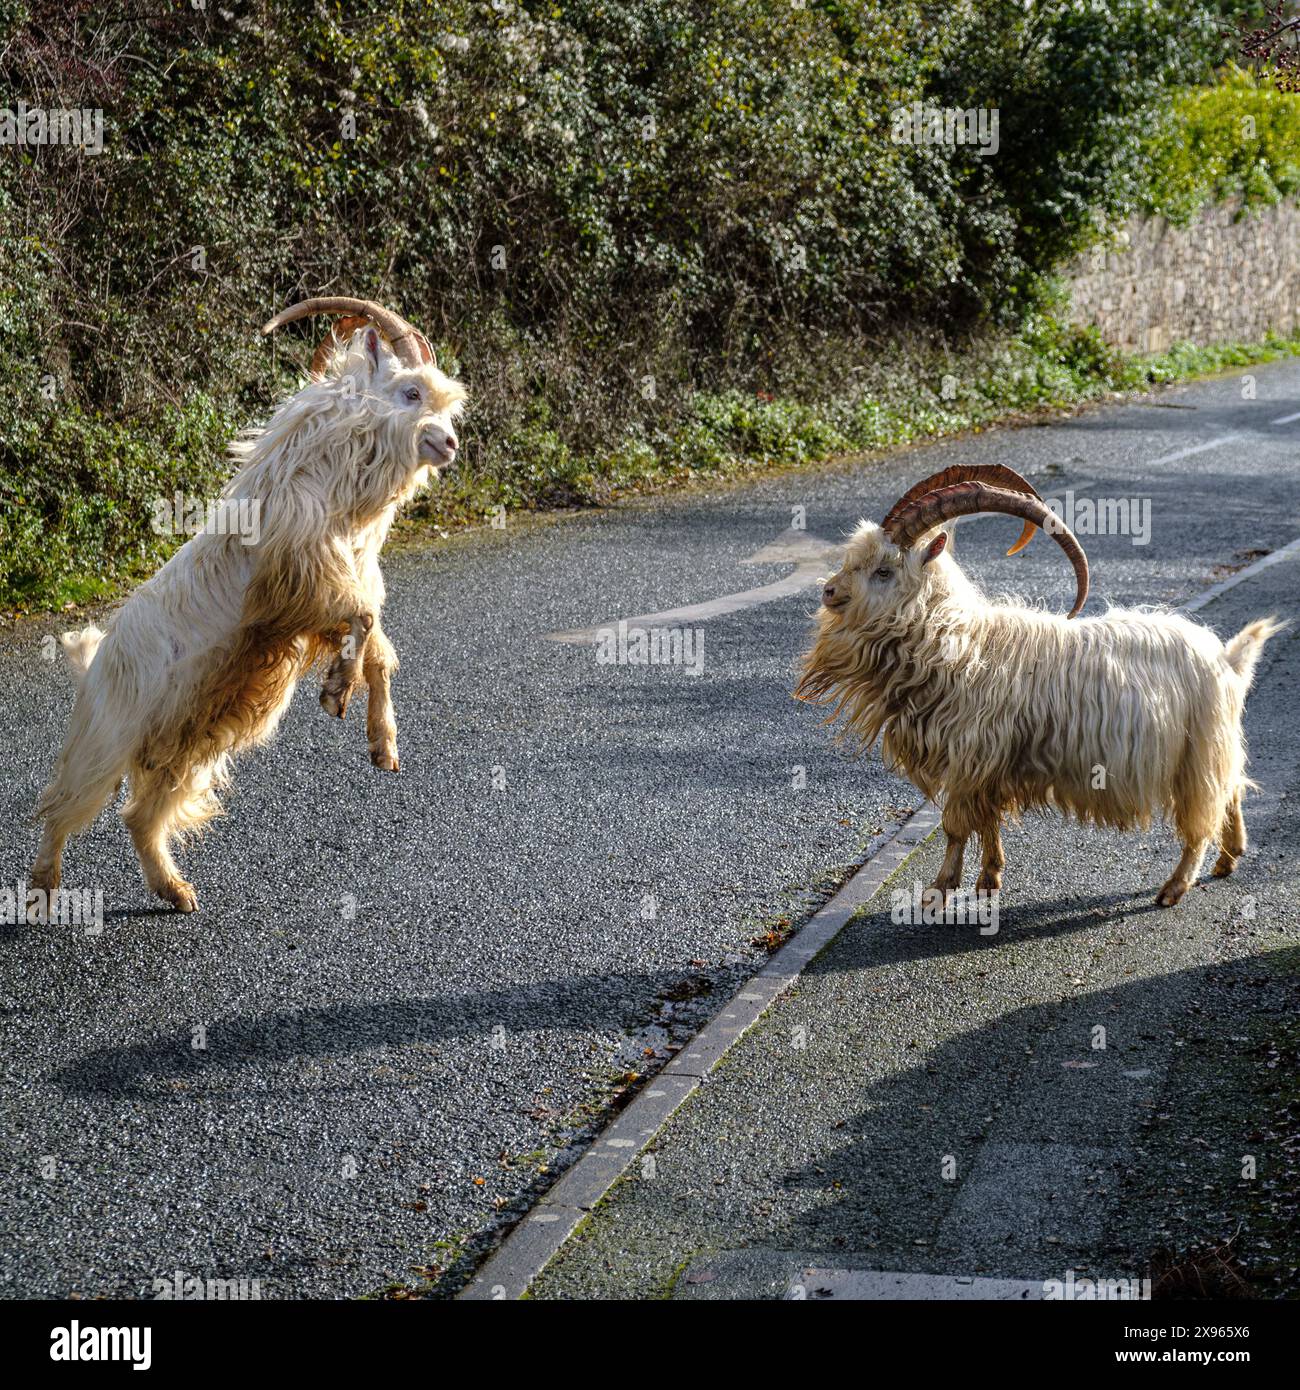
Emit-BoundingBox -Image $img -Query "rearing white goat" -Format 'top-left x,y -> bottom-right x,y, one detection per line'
32,297 -> 466,914
796,463 -> 1280,908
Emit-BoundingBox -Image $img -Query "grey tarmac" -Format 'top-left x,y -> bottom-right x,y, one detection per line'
1,361 -> 1297,1299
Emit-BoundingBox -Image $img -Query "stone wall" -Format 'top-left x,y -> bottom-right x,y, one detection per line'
1065,197 -> 1300,352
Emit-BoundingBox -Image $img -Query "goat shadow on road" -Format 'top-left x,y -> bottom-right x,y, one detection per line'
49,882 -> 1176,1104
51,967 -> 700,1101
853,887 -> 1168,957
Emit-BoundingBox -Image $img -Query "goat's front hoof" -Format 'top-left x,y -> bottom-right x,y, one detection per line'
369,741 -> 400,773
976,871 -> 1002,894
921,885 -> 954,916
320,684 -> 352,719
1155,880 -> 1188,908
1211,853 -> 1237,878
160,880 -> 199,913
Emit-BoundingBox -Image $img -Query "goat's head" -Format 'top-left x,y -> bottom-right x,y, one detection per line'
260,297 -> 467,520
818,519 -> 952,630
818,462 -> 1090,629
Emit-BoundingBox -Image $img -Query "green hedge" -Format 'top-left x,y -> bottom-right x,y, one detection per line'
0,1 -> 1257,609
1141,63 -> 1300,222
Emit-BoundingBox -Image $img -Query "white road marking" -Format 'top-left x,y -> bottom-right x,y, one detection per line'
1180,534 -> 1300,614
1271,410 -> 1300,425
548,454 -> 1285,644
547,528 -> 842,644
788,1269 -> 1051,1301
1146,433 -> 1243,466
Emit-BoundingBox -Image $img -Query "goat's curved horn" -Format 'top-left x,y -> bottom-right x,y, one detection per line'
882,463 -> 1042,557
262,296 -> 435,369
888,481 -> 1089,618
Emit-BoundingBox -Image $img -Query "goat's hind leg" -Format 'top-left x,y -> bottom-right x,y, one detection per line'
121,763 -> 220,913
976,817 -> 1006,895
1156,839 -> 1210,908
1212,791 -> 1246,878
29,768 -> 122,922
1159,763 -> 1223,907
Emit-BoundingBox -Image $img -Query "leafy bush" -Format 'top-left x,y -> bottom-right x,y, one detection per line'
0,0 -> 1254,609
1141,63 -> 1300,222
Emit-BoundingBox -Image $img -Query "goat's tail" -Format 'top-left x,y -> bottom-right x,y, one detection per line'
1224,616 -> 1285,690
57,625 -> 105,685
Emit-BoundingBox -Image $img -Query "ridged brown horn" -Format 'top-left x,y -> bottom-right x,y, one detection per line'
882,463 -> 1042,556
888,481 -> 1089,618
262,296 -> 435,369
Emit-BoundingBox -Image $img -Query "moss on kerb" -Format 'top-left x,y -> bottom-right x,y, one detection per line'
659,1255 -> 700,1301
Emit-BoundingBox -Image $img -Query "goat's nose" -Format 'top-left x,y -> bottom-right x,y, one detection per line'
444,433 -> 458,452
823,582 -> 836,602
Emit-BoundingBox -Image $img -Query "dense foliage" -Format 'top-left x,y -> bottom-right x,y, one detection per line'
0,0 -> 1269,607
1141,63 -> 1300,221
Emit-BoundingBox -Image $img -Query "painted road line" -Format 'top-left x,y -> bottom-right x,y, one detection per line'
1180,534 -> 1300,614
1146,433 -> 1244,467
675,1251 -> 1146,1300
670,1250 -> 1058,1300
457,801 -> 942,1300
779,1267 -> 1141,1300
547,467 -> 1272,644
1271,411 -> 1300,425
788,1269 -> 1051,1301
547,529 -> 843,644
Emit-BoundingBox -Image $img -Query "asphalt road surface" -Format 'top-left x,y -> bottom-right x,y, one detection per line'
2,361 -> 1298,1299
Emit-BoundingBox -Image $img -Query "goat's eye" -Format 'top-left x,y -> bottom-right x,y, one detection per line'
873,566 -> 893,581
404,386 -> 421,403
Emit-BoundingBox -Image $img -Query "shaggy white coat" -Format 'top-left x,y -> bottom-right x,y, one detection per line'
798,521 -> 1281,907
31,328 -> 466,913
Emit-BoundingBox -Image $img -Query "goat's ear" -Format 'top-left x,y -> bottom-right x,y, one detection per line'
363,327 -> 383,374
920,530 -> 948,565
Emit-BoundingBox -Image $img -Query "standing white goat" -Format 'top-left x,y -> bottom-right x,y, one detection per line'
31,297 -> 466,914
796,463 -> 1281,908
